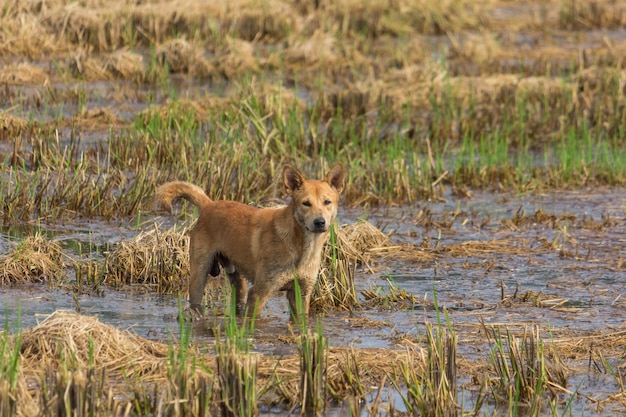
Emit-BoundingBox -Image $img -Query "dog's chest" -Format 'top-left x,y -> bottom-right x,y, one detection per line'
295,234 -> 325,278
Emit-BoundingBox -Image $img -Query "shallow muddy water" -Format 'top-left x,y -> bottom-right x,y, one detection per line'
1,188 -> 625,415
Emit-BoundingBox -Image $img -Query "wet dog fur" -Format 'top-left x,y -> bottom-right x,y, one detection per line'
156,164 -> 345,318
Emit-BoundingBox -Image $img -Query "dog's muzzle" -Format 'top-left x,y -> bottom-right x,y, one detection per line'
310,217 -> 328,233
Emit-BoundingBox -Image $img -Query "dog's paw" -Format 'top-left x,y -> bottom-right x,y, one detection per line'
173,305 -> 205,322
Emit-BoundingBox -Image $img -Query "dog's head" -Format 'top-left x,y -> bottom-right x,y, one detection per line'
283,163 -> 345,234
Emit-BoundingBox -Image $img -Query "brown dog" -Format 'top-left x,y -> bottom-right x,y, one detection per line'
156,164 -> 345,318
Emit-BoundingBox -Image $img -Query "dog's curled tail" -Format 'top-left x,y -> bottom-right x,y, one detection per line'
155,181 -> 212,213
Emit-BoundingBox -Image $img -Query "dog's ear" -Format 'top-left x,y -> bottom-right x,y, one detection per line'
283,165 -> 305,194
325,163 -> 345,194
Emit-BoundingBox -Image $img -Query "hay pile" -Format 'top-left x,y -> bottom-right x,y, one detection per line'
0,235 -> 66,285
103,225 -> 189,292
382,238 -> 541,265
0,63 -> 49,85
326,220 -> 391,266
69,49 -> 145,81
19,310 -> 171,380
156,38 -> 213,76
71,107 -> 125,130
0,113 -> 28,138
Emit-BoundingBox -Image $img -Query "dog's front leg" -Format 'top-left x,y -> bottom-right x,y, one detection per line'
244,281 -> 272,318
286,278 -> 313,321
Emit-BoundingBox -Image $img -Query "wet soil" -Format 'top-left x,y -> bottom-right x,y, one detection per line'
2,188 -> 625,415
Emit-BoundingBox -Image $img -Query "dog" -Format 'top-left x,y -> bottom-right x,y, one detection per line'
156,163 -> 345,319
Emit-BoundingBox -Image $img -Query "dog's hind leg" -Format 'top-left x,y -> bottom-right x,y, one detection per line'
188,232 -> 215,312
220,257 -> 247,315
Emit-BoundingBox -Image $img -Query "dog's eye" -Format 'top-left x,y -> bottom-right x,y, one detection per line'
324,199 -> 332,205
302,201 -> 311,207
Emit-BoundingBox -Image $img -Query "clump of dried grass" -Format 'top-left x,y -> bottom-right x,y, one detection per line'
386,238 -> 539,266
447,31 -> 501,67
214,37 -> 259,79
0,63 -> 49,85
559,0 -> 626,30
303,0 -> 483,37
0,11 -> 59,56
0,235 -> 66,285
68,50 -> 108,79
43,3 -> 124,52
19,310 -> 170,379
71,107 -> 125,130
103,225 -> 189,292
315,221 -> 391,311
283,30 -> 338,68
69,49 -> 145,81
327,220 -> 390,266
157,38 -> 214,77
220,0 -> 297,41
0,113 -> 29,139
434,239 -> 532,257
103,49 -> 145,80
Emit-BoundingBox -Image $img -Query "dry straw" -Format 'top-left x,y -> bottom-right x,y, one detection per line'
0,235 -> 66,285
157,38 -> 214,77
0,114 -> 28,139
103,224 -> 189,292
326,220 -> 390,266
10,310 -> 421,413
19,310 -> 171,380
0,63 -> 49,86
103,49 -> 145,80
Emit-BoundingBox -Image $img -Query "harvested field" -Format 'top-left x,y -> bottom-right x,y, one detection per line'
1,0 -> 626,415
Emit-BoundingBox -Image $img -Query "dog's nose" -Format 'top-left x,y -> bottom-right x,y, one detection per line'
313,217 -> 326,230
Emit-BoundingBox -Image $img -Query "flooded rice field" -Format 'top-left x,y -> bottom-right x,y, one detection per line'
2,188 -> 625,415
2,0 -> 626,415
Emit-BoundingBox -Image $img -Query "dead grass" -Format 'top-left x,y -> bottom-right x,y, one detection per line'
378,238 -> 535,266
0,114 -> 29,139
19,310 -> 171,379
10,310 -> 422,413
103,225 -> 189,292
0,63 -> 49,86
102,49 -> 145,80
0,235 -> 67,285
327,220 -> 391,266
214,37 -> 260,79
157,39 -> 214,77
559,0 -> 626,29
71,107 -> 125,130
